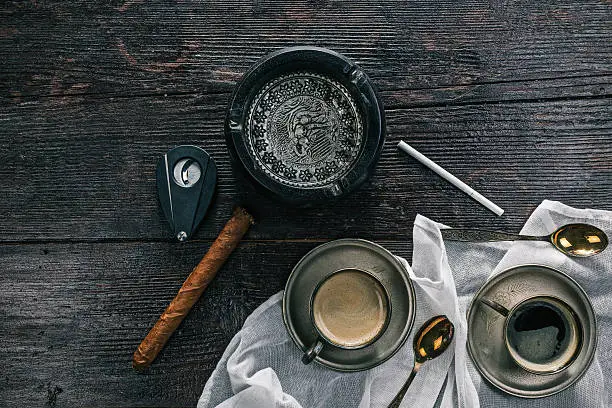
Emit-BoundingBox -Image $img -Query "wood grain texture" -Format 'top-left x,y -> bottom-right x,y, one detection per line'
0,94 -> 610,242
0,241 -> 412,407
0,0 -> 611,406
1,0 -> 610,99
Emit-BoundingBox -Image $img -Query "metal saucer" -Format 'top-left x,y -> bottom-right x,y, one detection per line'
467,264 -> 597,398
283,239 -> 416,371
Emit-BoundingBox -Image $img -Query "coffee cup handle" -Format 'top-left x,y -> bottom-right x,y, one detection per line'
480,298 -> 510,317
302,338 -> 324,365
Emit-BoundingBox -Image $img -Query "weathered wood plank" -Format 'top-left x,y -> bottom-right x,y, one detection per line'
0,240 -> 412,407
0,94 -> 610,241
1,0 -> 610,99
380,75 -> 611,109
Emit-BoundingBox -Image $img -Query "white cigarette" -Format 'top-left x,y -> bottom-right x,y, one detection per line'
398,141 -> 504,216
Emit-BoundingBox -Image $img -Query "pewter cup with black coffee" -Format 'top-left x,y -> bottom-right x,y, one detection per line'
481,295 -> 582,374
302,268 -> 391,364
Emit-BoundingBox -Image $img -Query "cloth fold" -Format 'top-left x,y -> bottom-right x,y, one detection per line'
198,201 -> 610,407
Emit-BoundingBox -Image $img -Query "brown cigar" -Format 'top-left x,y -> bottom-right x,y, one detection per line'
133,207 -> 255,370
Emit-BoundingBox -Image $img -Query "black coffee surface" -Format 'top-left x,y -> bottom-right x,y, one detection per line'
508,302 -> 569,363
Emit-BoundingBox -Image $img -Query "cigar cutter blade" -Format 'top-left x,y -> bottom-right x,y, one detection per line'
156,145 -> 217,241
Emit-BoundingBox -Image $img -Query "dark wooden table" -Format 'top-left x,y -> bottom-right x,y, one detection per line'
1,0 -> 610,406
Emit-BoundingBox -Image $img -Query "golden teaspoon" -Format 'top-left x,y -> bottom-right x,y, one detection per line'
388,315 -> 455,408
442,223 -> 608,257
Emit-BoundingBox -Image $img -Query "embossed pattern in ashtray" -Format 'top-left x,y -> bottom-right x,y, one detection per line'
246,72 -> 364,188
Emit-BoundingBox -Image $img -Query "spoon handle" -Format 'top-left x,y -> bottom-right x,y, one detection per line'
441,228 -> 546,243
388,363 -> 421,408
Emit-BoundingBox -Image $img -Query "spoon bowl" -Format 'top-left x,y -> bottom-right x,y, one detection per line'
551,223 -> 608,257
388,315 -> 454,408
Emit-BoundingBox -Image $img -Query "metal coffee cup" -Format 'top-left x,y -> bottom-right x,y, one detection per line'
481,295 -> 582,374
302,268 -> 391,364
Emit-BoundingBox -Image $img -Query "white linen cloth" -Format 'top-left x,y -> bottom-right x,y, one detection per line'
198,200 -> 610,407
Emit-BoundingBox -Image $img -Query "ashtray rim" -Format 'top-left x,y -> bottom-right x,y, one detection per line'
225,46 -> 385,205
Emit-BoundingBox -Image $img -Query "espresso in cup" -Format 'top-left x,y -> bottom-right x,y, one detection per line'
481,295 -> 582,374
505,296 -> 582,374
302,269 -> 390,364
313,269 -> 389,347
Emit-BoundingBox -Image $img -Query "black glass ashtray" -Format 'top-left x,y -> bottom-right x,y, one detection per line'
226,46 -> 385,205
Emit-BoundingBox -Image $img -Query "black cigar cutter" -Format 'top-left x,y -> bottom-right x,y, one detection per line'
156,145 -> 217,241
